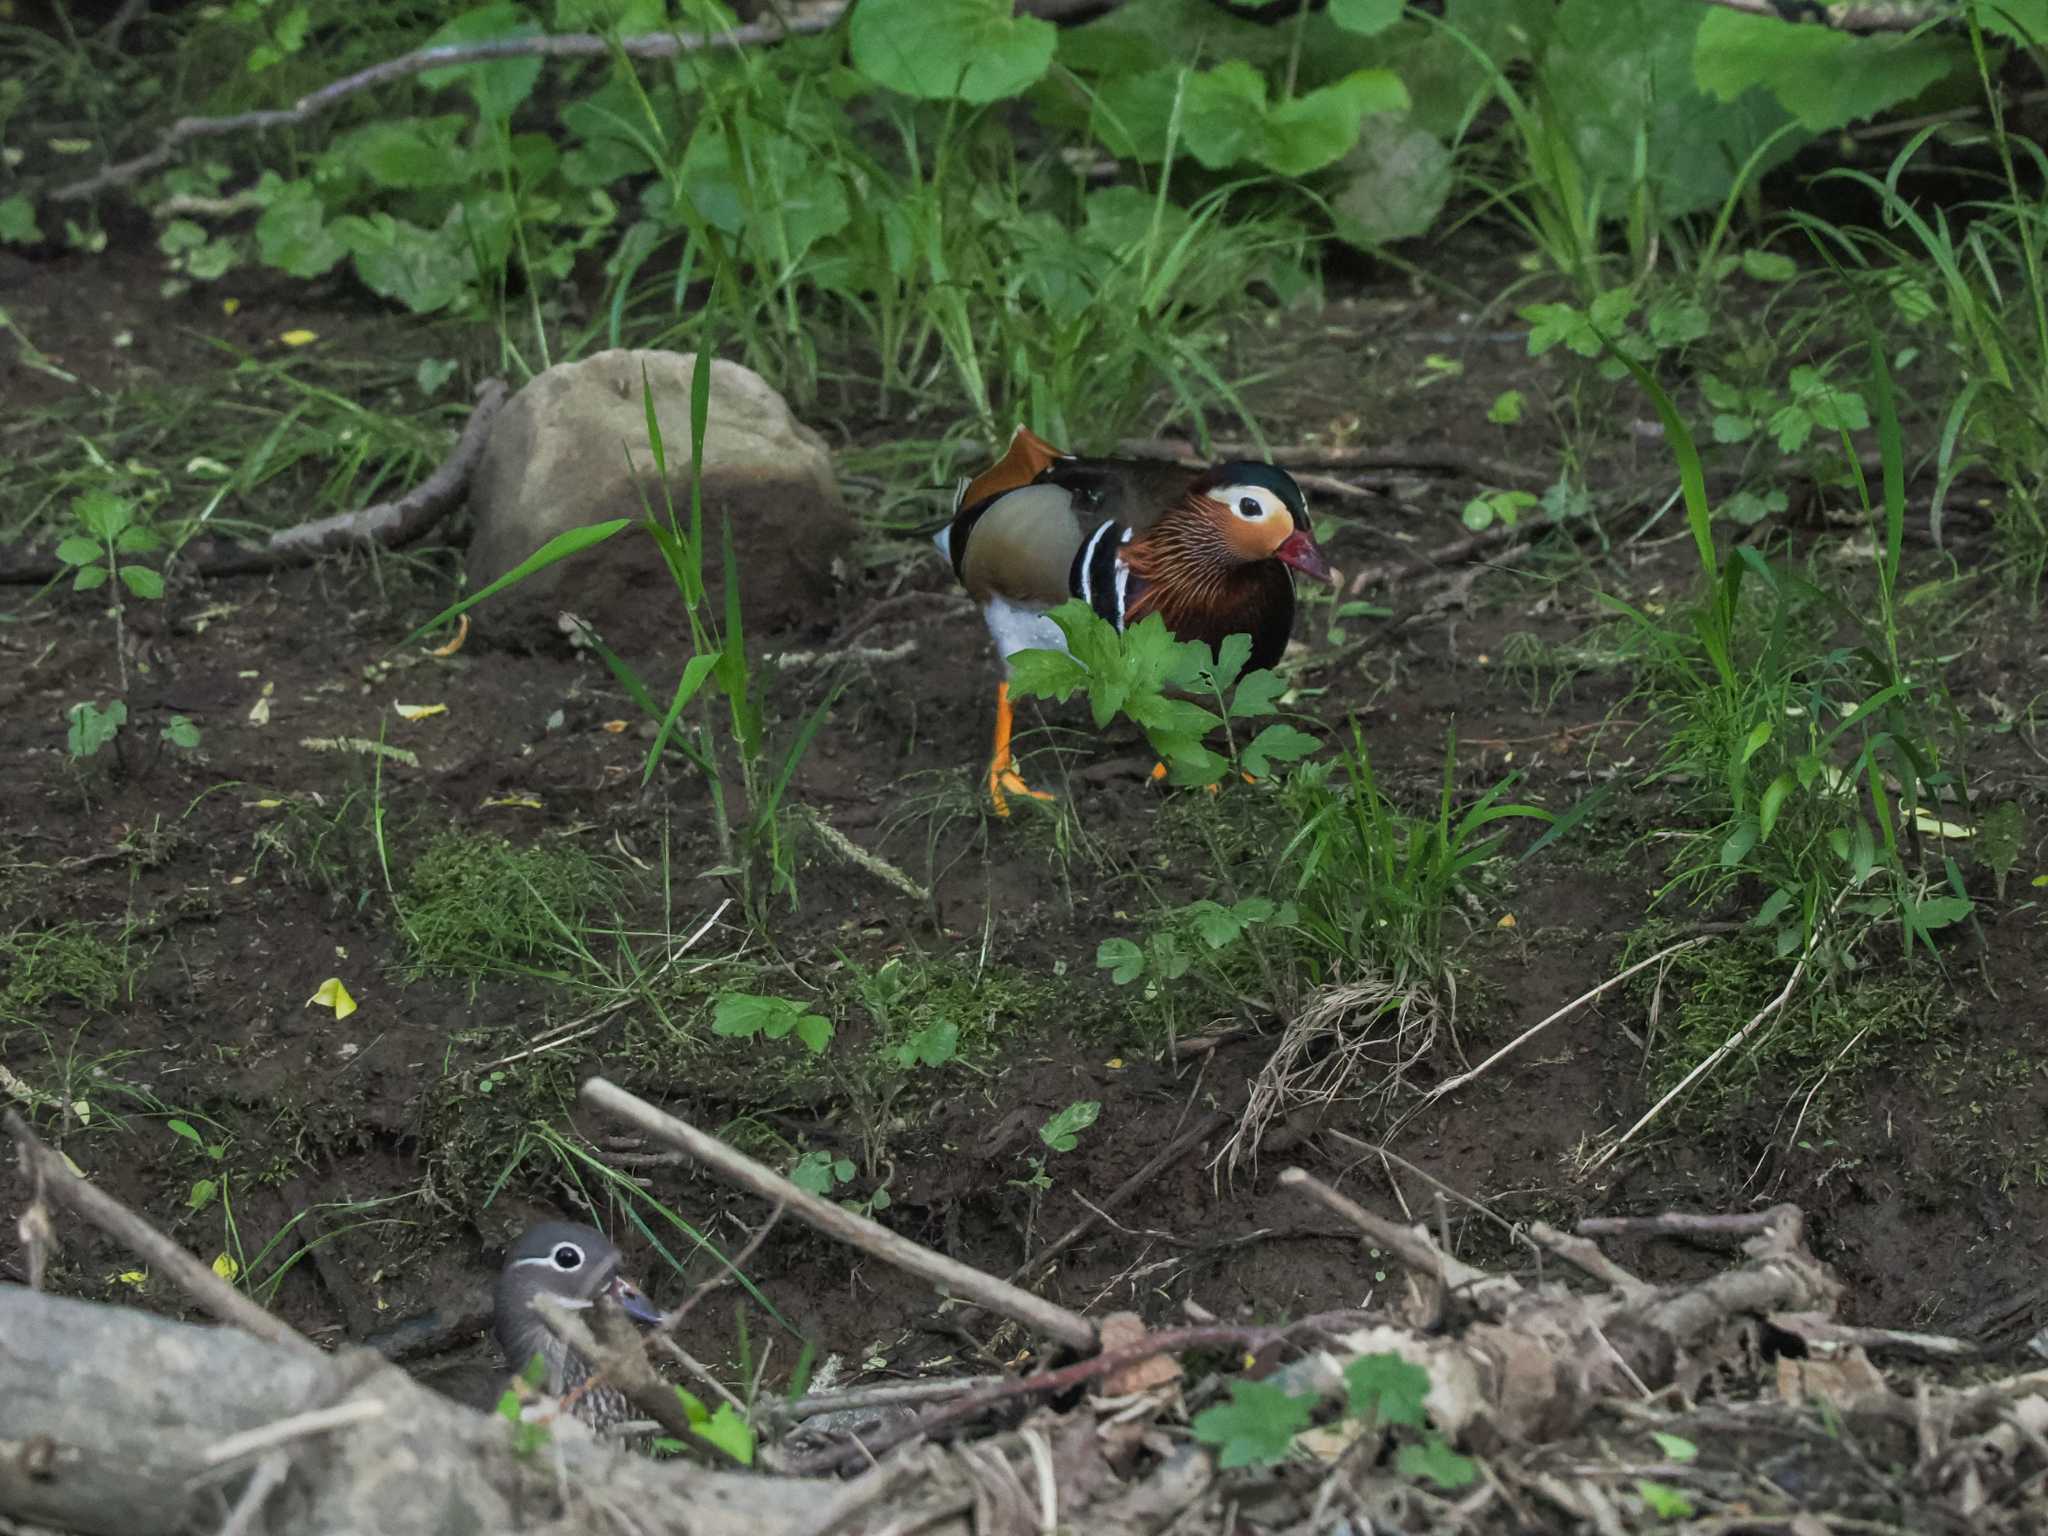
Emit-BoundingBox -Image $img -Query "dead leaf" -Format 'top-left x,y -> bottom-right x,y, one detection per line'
306,977 -> 358,1021
1097,1311 -> 1183,1395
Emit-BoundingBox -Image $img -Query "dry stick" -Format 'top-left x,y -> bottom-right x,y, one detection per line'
1577,1208 -> 1803,1241
1276,1168 -> 1510,1303
806,1313 -> 1372,1477
54,15 -> 848,201
760,1375 -> 1010,1428
1005,1108 -> 1233,1286
5,1109 -> 317,1356
579,1078 -> 1097,1351
1395,937 -> 1716,1133
528,1294 -> 709,1454
660,1203 -> 783,1337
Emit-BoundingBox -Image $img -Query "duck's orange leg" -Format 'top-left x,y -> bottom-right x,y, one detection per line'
988,681 -> 1055,817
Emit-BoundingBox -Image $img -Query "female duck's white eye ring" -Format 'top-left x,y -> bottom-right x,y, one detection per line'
551,1242 -> 584,1270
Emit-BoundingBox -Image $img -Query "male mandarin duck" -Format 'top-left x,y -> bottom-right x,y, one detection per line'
935,427 -> 1338,814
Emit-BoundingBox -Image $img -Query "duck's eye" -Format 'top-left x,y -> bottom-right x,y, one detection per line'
1237,495 -> 1263,519
551,1243 -> 584,1270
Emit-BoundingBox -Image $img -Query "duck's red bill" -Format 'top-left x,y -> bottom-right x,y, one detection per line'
1276,530 -> 1338,586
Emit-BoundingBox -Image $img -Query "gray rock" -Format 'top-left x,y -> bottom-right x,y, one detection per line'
465,350 -> 851,650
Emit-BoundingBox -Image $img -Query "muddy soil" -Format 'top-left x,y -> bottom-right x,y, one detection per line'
3,230 -> 2045,1405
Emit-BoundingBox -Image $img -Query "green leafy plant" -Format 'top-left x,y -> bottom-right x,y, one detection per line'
55,489 -> 163,686
1037,1100 -> 1100,1153
1098,895 -> 1295,992
1008,603 -> 1321,788
1189,1352 -> 1475,1488
713,994 -> 832,1057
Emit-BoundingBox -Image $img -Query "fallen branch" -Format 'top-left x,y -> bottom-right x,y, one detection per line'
1116,437 -> 1550,490
0,380 -> 508,585
579,1077 -> 1098,1351
54,15 -> 847,201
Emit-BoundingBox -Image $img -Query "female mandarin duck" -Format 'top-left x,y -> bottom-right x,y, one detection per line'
936,427 -> 1338,815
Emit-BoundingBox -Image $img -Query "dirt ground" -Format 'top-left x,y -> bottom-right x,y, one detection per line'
3,230 -> 2045,1413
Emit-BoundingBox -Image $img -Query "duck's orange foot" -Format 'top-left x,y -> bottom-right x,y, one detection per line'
989,764 -> 1055,818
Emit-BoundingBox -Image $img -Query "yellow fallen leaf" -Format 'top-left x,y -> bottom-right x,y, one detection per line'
393,701 -> 447,721
1104,1057 -> 1124,1070
1497,912 -> 1518,929
212,1253 -> 240,1282
248,681 -> 274,726
1911,811 -> 1972,839
482,795 -> 543,810
222,297 -> 240,316
430,612 -> 470,657
246,799 -> 283,810
602,720 -> 630,734
116,1270 -> 147,1289
307,977 -> 357,1020
280,328 -> 318,347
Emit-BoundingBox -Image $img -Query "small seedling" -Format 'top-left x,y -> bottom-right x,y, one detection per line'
1037,1101 -> 1099,1153
712,994 -> 832,1056
54,489 -> 164,691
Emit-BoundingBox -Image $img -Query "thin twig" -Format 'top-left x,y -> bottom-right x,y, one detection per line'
214,1450 -> 290,1536
797,807 -> 931,905
5,1110 -> 317,1356
579,1077 -> 1097,1350
1277,1168 -> 1512,1304
1007,1109 -> 1232,1285
1689,0 -> 1944,31
1399,937 -> 1716,1126
1584,905 -> 1841,1172
202,1401 -> 388,1467
54,14 -> 848,201
660,1204 -> 783,1335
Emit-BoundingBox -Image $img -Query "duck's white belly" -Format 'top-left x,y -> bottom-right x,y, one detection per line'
983,596 -> 1068,672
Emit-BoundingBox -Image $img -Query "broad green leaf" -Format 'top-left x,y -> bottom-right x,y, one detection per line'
1260,69 -> 1407,176
0,194 -> 44,245
1398,1437 -> 1478,1490
1329,0 -> 1403,34
1543,0 -> 1803,220
1758,773 -> 1795,842
1651,1431 -> 1699,1463
119,566 -> 164,599
691,1400 -> 755,1464
1191,1379 -> 1315,1468
161,716 -> 202,750
1636,1480 -> 1695,1518
114,525 -> 161,555
1007,648 -> 1091,703
325,116 -> 475,190
1038,1100 -> 1100,1152
895,1019 -> 959,1069
850,0 -> 1056,104
255,182 -> 346,279
1180,60 -> 1269,170
420,5 -> 544,120
1487,390 -> 1525,426
1090,65 -> 1184,163
72,565 -> 109,592
332,211 -> 474,314
1720,817 -> 1758,867
74,489 -> 132,542
67,700 -> 126,757
1693,10 -> 1963,134
54,536 -> 100,568
1188,900 -> 1244,949
1243,722 -> 1321,777
1230,668 -> 1288,719
1097,937 -> 1145,985
1343,1352 -> 1429,1427
1742,248 -> 1797,282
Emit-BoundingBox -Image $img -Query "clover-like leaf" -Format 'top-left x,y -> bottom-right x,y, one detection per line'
1191,1378 -> 1315,1468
